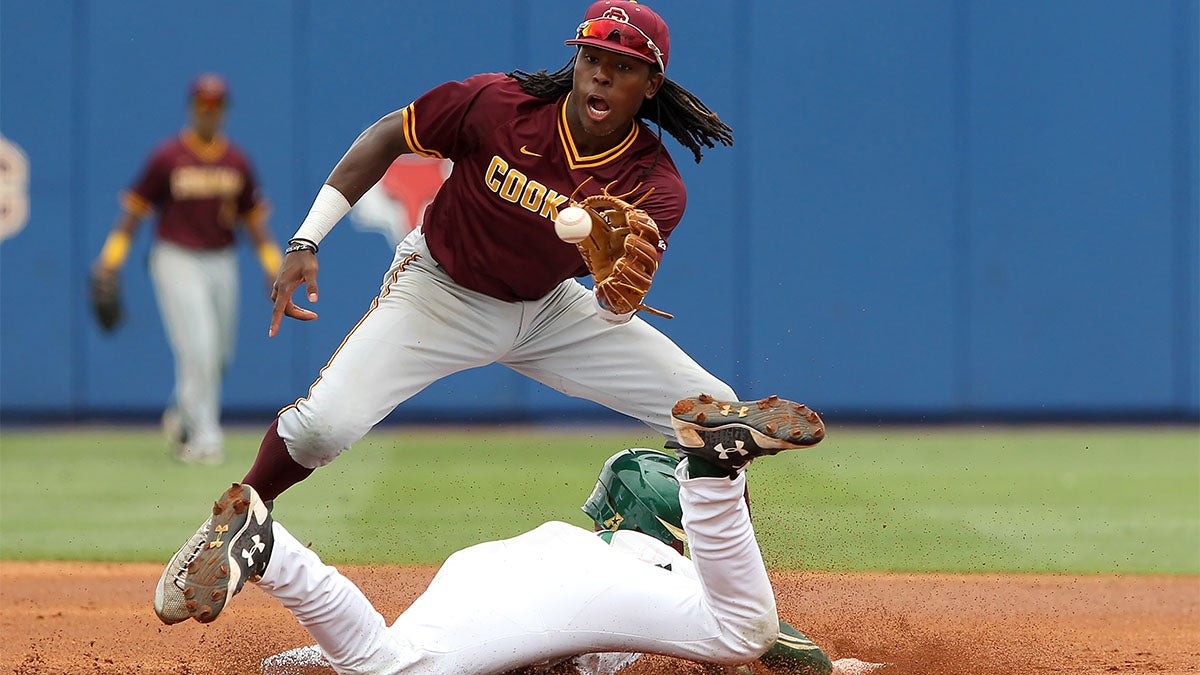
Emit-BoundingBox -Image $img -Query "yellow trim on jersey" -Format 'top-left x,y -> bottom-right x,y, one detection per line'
120,190 -> 154,217
181,130 -> 229,163
557,93 -> 639,170
401,105 -> 446,160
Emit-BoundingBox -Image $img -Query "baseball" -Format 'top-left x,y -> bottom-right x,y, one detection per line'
554,206 -> 592,244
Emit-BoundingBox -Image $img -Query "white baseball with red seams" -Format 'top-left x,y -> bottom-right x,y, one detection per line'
554,205 -> 592,243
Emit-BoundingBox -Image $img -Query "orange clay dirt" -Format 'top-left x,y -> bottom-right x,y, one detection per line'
2,561 -> 1197,675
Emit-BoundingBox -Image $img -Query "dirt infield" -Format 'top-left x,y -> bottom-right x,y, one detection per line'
2,562 -> 1197,675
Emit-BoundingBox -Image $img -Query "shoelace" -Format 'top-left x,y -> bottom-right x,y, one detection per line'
171,522 -> 211,591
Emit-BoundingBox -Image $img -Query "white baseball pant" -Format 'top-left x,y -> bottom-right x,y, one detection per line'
277,227 -> 735,469
149,240 -> 238,455
255,462 -> 778,674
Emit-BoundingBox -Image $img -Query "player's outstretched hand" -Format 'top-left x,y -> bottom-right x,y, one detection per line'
269,251 -> 320,337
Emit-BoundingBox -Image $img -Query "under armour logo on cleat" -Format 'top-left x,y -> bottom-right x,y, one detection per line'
714,440 -> 749,460
241,535 -> 266,567
209,524 -> 229,549
719,404 -> 749,418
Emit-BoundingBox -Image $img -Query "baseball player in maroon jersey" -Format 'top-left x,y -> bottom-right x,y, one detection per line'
156,1 -> 825,625
93,74 -> 282,466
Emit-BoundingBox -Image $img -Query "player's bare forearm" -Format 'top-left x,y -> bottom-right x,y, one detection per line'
326,109 -> 413,204
273,115 -> 401,326
269,251 -> 320,337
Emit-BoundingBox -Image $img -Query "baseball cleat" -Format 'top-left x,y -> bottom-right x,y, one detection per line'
182,483 -> 273,623
671,394 -> 825,473
153,516 -> 212,625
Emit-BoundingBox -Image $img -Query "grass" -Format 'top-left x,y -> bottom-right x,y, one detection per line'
1,423 -> 1197,574
751,426 -> 1200,573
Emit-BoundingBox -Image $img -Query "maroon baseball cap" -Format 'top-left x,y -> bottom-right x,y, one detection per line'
189,73 -> 228,110
565,0 -> 670,72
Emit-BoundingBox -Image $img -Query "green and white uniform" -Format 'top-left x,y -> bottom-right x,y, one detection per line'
258,462 -> 778,674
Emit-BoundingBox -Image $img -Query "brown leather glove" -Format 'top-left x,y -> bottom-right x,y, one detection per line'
574,189 -> 673,320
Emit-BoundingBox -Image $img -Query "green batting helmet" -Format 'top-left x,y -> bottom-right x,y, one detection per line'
581,448 -> 686,546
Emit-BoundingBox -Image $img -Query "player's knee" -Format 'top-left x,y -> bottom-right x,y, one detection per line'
277,406 -> 364,468
286,439 -> 345,469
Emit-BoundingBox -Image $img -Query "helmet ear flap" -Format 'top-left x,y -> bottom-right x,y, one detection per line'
581,476 -> 616,529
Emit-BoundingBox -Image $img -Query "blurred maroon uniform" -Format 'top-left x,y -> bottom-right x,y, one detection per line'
405,73 -> 684,301
122,130 -> 269,249
95,73 -> 280,468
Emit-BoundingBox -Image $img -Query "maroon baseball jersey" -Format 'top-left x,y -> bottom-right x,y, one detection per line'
121,130 -> 268,249
403,73 -> 685,301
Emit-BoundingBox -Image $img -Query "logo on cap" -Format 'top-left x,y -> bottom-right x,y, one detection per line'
602,7 -> 630,22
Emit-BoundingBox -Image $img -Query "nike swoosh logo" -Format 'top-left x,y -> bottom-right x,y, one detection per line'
519,145 -> 542,157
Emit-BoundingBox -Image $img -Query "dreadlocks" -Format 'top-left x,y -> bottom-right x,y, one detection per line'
508,59 -> 733,164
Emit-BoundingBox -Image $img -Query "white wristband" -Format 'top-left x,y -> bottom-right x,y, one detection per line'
292,184 -> 351,246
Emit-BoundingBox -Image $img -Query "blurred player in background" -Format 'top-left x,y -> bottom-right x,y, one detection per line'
158,0 -> 822,623
194,448 -> 839,675
91,73 -> 282,466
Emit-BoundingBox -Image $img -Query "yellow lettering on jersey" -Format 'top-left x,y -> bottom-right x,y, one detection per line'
520,180 -> 547,211
499,170 -> 525,202
538,191 -> 569,220
484,156 -> 509,192
483,155 -> 570,222
170,165 -> 243,200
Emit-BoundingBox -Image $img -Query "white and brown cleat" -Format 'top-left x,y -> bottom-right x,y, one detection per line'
182,483 -> 273,624
671,394 -> 825,472
153,516 -> 212,625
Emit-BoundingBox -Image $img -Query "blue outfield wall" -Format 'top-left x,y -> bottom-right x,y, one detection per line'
0,0 -> 1196,423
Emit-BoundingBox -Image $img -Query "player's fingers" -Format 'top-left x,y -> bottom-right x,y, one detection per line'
269,302 -> 318,338
284,303 -> 318,322
268,297 -> 289,338
268,276 -> 303,335
304,278 -> 319,303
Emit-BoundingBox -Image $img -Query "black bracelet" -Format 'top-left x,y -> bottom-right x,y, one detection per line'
285,238 -> 319,255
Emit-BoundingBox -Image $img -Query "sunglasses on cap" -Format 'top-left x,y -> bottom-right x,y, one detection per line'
575,17 -> 665,72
